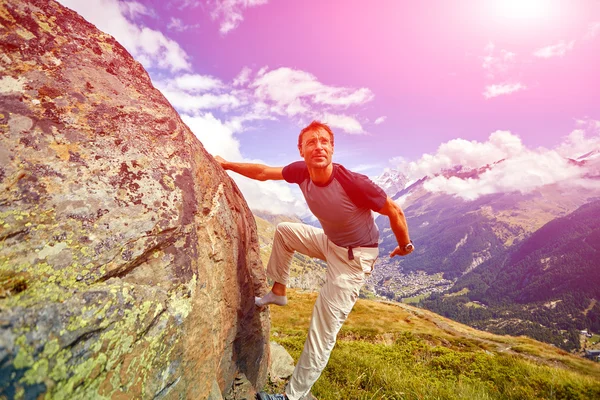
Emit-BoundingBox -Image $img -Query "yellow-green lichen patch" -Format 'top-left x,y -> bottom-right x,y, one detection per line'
99,41 -> 113,54
9,279 -> 183,398
15,28 -> 35,40
22,358 -> 49,385
162,175 -> 176,191
167,275 -> 196,320
13,335 -> 35,370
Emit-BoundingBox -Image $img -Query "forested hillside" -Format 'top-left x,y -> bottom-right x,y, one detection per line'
423,200 -> 600,351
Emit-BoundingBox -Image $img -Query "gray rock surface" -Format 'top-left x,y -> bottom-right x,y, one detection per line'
0,0 -> 270,398
269,341 -> 295,381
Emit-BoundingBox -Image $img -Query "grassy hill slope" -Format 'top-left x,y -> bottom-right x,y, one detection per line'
268,290 -> 600,399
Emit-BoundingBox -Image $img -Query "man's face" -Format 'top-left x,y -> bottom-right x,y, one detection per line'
298,128 -> 334,169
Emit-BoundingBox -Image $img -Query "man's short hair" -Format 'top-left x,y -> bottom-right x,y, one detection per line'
298,121 -> 334,148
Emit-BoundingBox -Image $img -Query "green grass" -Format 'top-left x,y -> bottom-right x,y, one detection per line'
269,290 -> 600,399
401,294 -> 427,304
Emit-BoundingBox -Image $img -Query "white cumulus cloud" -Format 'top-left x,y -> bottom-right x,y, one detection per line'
210,0 -> 269,35
172,74 -> 223,92
249,67 -> 374,133
320,113 -> 365,134
555,120 -> 600,159
374,116 -> 387,125
251,67 -> 374,110
483,83 -> 526,99
398,130 -> 525,180
533,40 -> 575,58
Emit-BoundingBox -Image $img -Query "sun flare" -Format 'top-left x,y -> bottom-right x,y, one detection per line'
491,0 -> 553,21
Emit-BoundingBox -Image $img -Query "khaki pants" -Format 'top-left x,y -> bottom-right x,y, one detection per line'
266,222 -> 379,400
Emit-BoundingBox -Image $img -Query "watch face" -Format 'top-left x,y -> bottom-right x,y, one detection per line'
405,243 -> 414,251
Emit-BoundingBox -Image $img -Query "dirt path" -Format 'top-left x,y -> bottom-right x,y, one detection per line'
583,299 -> 597,316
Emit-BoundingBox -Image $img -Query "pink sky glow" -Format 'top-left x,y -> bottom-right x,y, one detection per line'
58,0 -> 600,214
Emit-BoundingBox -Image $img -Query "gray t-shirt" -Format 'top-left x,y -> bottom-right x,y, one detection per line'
282,161 -> 387,248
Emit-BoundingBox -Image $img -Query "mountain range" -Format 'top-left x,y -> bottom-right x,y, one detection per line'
368,150 -> 600,350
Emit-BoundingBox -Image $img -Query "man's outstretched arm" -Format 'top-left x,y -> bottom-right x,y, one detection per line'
215,156 -> 285,181
378,196 -> 413,257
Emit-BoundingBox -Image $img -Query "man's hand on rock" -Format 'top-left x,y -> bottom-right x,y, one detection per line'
214,155 -> 228,169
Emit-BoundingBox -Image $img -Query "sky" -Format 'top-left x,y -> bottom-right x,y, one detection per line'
58,0 -> 600,215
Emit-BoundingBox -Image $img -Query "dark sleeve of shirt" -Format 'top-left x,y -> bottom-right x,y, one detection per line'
282,161 -> 310,184
336,165 -> 388,212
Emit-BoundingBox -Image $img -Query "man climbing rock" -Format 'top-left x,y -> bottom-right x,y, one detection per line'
216,121 -> 413,400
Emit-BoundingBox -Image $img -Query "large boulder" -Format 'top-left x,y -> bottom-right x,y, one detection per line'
0,0 -> 270,398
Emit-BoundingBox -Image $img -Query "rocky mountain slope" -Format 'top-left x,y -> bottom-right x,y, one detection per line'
0,1 -> 269,398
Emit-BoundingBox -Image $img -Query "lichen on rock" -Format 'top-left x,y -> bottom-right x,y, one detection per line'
0,0 -> 270,398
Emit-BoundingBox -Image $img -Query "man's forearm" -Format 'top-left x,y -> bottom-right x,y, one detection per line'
222,161 -> 270,181
388,204 -> 411,246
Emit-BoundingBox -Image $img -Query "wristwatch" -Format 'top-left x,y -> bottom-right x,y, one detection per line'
403,241 -> 414,253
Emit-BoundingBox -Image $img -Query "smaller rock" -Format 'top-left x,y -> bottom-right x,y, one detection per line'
224,373 -> 255,400
269,341 -> 295,381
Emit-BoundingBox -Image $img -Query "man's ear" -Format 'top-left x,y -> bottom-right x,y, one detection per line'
298,144 -> 304,158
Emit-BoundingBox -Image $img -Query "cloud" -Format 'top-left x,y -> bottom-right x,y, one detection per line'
555,119 -> 600,159
320,113 -> 364,134
374,116 -> 387,125
209,0 -> 269,35
153,66 -> 374,134
182,113 -> 242,161
233,66 -> 252,86
533,40 -> 575,58
350,164 -> 381,173
234,178 -> 308,216
251,67 -> 374,109
423,151 -> 588,201
585,22 -> 600,40
481,42 -> 516,78
157,87 -> 242,113
392,124 -> 600,201
397,130 -> 525,180
167,17 -> 201,32
249,67 -> 373,133
172,74 -> 223,92
58,0 -> 190,72
119,1 -> 153,19
152,74 -> 243,114
173,0 -> 201,10
483,83 -> 526,99
480,43 -> 523,99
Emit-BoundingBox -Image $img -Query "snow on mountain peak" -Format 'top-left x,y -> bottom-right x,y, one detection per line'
372,168 -> 409,197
